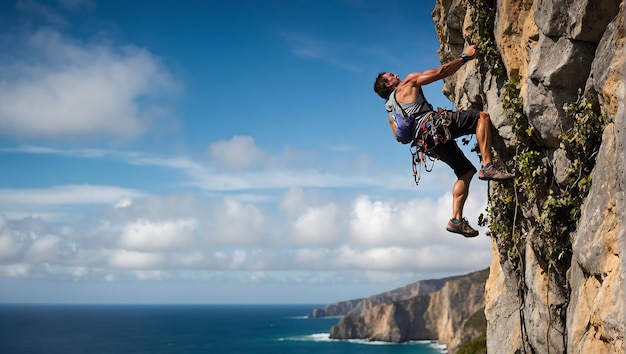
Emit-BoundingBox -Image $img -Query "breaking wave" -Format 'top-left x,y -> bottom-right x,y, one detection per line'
278,334 -> 447,352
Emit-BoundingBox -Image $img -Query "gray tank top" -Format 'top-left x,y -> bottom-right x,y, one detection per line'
397,87 -> 434,117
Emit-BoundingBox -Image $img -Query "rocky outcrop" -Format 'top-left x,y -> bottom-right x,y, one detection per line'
328,269 -> 488,352
309,275 -> 449,318
433,0 -> 625,353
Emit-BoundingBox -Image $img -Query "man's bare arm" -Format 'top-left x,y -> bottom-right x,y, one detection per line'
408,58 -> 465,86
405,45 -> 477,88
388,114 -> 400,141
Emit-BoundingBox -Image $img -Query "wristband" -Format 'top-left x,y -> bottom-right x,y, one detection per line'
460,53 -> 469,63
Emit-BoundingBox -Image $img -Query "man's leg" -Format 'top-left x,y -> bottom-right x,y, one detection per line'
446,169 -> 478,237
475,111 -> 493,167
474,111 -> 515,181
434,140 -> 479,238
451,169 -> 474,220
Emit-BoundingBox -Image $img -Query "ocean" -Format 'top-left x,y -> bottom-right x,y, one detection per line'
0,304 -> 446,354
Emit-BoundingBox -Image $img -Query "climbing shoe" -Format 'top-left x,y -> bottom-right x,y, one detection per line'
478,165 -> 514,181
446,218 -> 479,238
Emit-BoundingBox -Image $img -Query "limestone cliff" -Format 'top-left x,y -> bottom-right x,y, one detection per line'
309,275 -> 450,318
433,0 -> 625,353
321,1 -> 624,353
328,269 -> 489,352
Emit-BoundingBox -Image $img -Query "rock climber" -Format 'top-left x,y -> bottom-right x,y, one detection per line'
373,45 -> 514,237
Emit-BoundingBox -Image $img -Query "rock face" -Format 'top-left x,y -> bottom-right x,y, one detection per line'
322,2 -> 624,353
328,269 -> 489,352
433,0 -> 625,353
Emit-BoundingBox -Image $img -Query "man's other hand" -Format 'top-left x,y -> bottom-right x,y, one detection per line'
464,45 -> 477,60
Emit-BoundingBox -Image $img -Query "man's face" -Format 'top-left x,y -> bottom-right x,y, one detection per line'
383,72 -> 400,87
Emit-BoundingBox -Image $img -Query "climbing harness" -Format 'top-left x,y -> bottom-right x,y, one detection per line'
410,108 -> 453,186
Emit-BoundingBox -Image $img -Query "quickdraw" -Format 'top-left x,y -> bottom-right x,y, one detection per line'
411,140 -> 435,185
410,108 -> 454,186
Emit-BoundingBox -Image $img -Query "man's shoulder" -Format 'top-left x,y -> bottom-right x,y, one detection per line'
396,81 -> 420,102
403,71 -> 423,82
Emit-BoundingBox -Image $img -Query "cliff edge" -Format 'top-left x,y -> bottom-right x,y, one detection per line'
433,0 -> 625,353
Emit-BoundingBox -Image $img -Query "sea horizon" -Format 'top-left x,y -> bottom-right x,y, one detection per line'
0,303 -> 447,353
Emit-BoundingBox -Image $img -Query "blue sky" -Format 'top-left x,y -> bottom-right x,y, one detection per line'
0,0 -> 491,304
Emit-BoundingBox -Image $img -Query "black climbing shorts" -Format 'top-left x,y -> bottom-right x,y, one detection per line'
432,109 -> 480,178
448,109 -> 480,138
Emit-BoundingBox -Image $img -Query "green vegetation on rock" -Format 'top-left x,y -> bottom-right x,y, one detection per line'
457,331 -> 487,354
470,0 -> 605,278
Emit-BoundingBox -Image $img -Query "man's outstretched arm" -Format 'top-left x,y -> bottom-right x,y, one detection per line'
406,45 -> 476,87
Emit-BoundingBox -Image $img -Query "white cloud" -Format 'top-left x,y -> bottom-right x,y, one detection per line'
0,264 -> 31,278
227,249 -> 248,270
69,266 -> 88,277
115,198 -> 133,209
108,249 -> 164,269
209,199 -> 268,245
348,196 -> 445,248
334,245 -> 488,272
26,234 -> 61,262
0,232 -> 24,261
291,203 -> 344,246
0,29 -> 178,140
0,180 -> 491,281
349,187 -> 489,249
0,146 -> 204,175
0,185 -> 144,207
0,145 -> 108,157
350,196 -> 396,248
119,218 -> 197,251
279,187 -> 307,214
207,136 -> 271,170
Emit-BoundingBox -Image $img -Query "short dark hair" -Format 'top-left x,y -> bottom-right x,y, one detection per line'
373,72 -> 393,99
